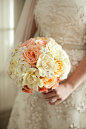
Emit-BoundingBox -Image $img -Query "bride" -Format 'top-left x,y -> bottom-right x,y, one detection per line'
7,0 -> 86,129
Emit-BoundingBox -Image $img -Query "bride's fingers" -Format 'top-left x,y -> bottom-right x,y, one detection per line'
45,95 -> 60,101
51,95 -> 61,100
45,98 -> 52,101
47,88 -> 53,92
49,98 -> 62,105
43,91 -> 56,99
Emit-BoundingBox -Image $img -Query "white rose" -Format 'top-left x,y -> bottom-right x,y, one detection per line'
15,74 -> 24,87
11,47 -> 26,64
50,44 -> 62,59
23,68 -> 43,91
39,46 -> 49,54
36,53 -> 55,77
60,50 -> 69,62
11,55 -> 19,64
19,46 -> 27,53
9,64 -> 16,79
46,38 -> 56,50
10,74 -> 15,80
16,61 -> 30,76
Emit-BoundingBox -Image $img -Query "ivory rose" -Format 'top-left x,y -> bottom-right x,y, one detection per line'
49,44 -> 62,59
23,68 -> 43,91
16,61 -> 30,76
9,64 -> 16,79
22,45 -> 41,66
15,75 -> 24,87
46,38 -> 56,50
36,53 -> 55,77
11,55 -> 19,65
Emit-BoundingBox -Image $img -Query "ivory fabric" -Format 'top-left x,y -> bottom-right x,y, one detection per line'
7,0 -> 86,129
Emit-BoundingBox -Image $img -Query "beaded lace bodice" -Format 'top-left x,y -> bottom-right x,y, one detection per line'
34,0 -> 86,76
7,0 -> 86,129
34,0 -> 86,45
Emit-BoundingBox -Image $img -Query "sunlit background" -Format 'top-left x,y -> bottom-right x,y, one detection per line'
0,0 -> 25,128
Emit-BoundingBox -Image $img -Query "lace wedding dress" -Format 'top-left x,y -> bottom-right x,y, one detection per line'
7,0 -> 86,129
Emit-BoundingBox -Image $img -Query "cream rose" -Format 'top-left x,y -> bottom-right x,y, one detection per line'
11,55 -> 19,65
39,46 -> 49,54
23,68 -> 43,91
36,53 -> 55,77
46,38 -> 56,50
16,61 -> 30,76
15,75 -> 24,87
9,64 -> 16,79
49,44 -> 62,59
60,50 -> 69,62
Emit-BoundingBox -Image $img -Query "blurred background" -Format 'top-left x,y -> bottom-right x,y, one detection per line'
0,0 -> 25,128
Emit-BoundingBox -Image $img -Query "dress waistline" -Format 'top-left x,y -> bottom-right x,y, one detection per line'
62,44 -> 86,50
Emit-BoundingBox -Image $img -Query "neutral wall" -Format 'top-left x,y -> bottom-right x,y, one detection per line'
0,0 -> 25,112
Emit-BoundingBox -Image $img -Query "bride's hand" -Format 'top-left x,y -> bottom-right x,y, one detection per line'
43,81 -> 73,105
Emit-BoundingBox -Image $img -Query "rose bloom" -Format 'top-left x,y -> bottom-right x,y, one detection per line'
35,37 -> 49,41
8,64 -> 16,79
42,76 -> 57,88
36,53 -> 55,77
23,68 -> 43,91
54,61 -> 65,77
21,38 -> 35,48
60,62 -> 71,80
16,61 -> 30,76
35,37 -> 49,47
35,39 -> 48,47
22,45 -> 41,66
15,75 -> 24,87
11,54 -> 19,65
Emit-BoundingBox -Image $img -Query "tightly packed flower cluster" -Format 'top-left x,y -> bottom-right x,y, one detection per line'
8,37 -> 71,93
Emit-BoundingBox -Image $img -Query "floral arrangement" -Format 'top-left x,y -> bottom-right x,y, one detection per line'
8,37 -> 71,93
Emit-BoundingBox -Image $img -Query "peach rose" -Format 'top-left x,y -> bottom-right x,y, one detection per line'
42,76 -> 57,88
35,37 -> 49,41
35,37 -> 49,47
22,45 -> 40,65
21,38 -> 35,48
54,61 -> 65,77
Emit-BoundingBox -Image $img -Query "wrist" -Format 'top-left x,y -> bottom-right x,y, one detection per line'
65,80 -> 75,93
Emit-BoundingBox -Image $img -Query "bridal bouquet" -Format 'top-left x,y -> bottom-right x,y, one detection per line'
8,37 -> 71,93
